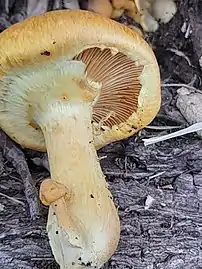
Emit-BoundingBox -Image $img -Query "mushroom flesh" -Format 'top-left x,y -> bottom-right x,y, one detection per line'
0,9 -> 161,268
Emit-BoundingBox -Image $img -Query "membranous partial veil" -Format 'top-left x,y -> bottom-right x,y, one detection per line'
73,47 -> 143,127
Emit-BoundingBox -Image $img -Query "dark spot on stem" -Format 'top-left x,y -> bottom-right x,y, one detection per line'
78,257 -> 81,261
89,140 -> 93,144
90,194 -> 94,198
56,231 -> 58,234
53,41 -> 56,44
41,51 -> 51,56
72,262 -> 75,265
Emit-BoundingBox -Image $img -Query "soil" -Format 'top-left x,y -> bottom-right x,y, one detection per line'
0,1 -> 202,269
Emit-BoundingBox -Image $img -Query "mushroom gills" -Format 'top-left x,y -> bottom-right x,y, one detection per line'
74,47 -> 143,128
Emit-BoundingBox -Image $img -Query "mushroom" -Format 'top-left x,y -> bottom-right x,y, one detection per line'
87,0 -> 136,21
0,9 -> 160,268
150,0 -> 177,24
132,0 -> 159,32
133,0 -> 177,32
87,0 -> 143,36
87,0 -> 177,33
87,0 -> 113,17
110,0 -> 136,19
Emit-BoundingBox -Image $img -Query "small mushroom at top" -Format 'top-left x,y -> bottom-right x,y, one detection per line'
0,9 -> 160,269
150,0 -> 177,24
87,0 -> 114,17
87,0 -> 137,22
135,0 -> 177,32
87,0 -> 177,32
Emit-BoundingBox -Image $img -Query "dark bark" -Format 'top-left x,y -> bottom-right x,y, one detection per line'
0,1 -> 202,269
179,0 -> 202,64
0,131 -> 40,219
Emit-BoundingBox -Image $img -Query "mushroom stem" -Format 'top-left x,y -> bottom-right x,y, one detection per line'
38,102 -> 106,189
34,88 -> 120,266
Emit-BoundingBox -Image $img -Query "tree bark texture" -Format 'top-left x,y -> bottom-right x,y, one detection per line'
0,1 -> 202,269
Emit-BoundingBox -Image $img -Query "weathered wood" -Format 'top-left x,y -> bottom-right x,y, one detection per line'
1,136 -> 202,269
0,1 -> 202,268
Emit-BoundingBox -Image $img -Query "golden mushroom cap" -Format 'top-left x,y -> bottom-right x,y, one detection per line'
0,9 -> 161,151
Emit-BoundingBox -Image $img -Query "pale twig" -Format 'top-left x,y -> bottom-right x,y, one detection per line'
161,83 -> 202,94
166,48 -> 192,66
99,155 -> 107,161
148,171 -> 166,180
145,125 -> 183,130
31,257 -> 54,261
0,192 -> 25,206
143,122 -> 202,146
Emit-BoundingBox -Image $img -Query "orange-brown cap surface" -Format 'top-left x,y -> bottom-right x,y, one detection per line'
0,9 -> 161,151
